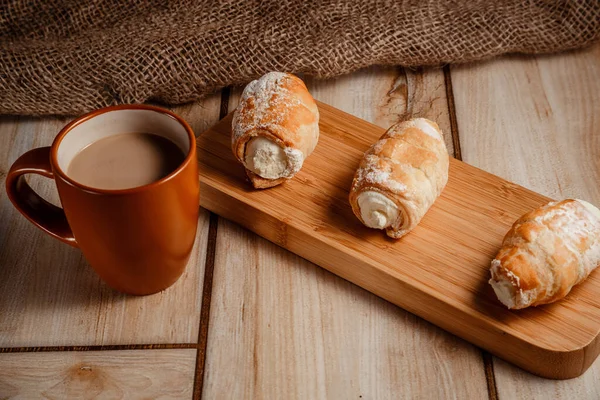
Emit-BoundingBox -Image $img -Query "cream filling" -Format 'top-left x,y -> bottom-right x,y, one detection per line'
489,277 -> 517,309
489,259 -> 536,309
489,260 -> 517,309
357,191 -> 399,230
576,199 -> 600,219
245,137 -> 288,179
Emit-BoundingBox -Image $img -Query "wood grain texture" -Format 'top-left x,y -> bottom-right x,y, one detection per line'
203,219 -> 488,399
0,93 -> 220,347
305,66 -> 455,155
198,101 -> 600,379
203,68 -> 488,399
451,44 -> 600,393
493,358 -> 600,400
228,67 -> 454,153
0,349 -> 196,399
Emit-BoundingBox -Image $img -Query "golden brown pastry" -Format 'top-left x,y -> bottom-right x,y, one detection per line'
489,199 -> 600,309
349,118 -> 449,239
231,72 -> 319,189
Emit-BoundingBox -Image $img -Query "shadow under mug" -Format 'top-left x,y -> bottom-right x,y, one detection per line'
5,105 -> 200,295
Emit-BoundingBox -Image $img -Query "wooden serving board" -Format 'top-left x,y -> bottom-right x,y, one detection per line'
197,101 -> 600,379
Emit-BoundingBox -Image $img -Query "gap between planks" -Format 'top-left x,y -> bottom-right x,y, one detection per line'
0,92 -> 226,399
444,65 -> 498,400
193,76 -> 495,398
443,65 -> 463,161
0,78 -> 493,396
193,87 -> 230,400
0,343 -> 197,353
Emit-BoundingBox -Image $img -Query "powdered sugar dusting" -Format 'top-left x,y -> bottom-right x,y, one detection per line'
535,201 -> 597,244
386,118 -> 443,141
408,118 -> 442,140
350,118 -> 448,239
490,199 -> 600,308
372,138 -> 387,154
364,170 -> 407,192
546,201 -> 600,279
577,199 -> 600,220
232,72 -> 301,144
354,153 -> 409,195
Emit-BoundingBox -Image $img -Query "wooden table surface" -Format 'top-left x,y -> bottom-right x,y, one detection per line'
1,43 -> 599,399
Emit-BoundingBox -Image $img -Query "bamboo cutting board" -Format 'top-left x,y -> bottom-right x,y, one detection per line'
197,101 -> 600,379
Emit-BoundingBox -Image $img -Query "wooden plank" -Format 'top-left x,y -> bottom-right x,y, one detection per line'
228,67 -> 454,154
305,66 -> 455,155
0,349 -> 195,398
203,68 -> 488,398
451,44 -> 600,393
0,93 -> 221,347
199,101 -> 600,379
492,358 -> 600,399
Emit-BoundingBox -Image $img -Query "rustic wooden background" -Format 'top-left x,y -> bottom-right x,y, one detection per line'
0,43 -> 599,399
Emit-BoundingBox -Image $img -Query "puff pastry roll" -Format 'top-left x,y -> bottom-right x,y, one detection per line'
232,72 -> 319,189
349,118 -> 449,239
489,199 -> 600,309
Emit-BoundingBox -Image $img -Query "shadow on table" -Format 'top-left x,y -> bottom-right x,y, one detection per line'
0,198 -> 128,335
0,160 -> 127,318
0,224 -> 120,310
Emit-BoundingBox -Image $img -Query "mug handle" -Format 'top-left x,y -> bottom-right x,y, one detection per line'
5,147 -> 78,247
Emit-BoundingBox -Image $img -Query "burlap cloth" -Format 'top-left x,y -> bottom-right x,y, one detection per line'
1,0 -> 599,116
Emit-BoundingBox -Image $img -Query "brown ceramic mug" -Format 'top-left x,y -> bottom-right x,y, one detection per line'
5,105 -> 199,295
